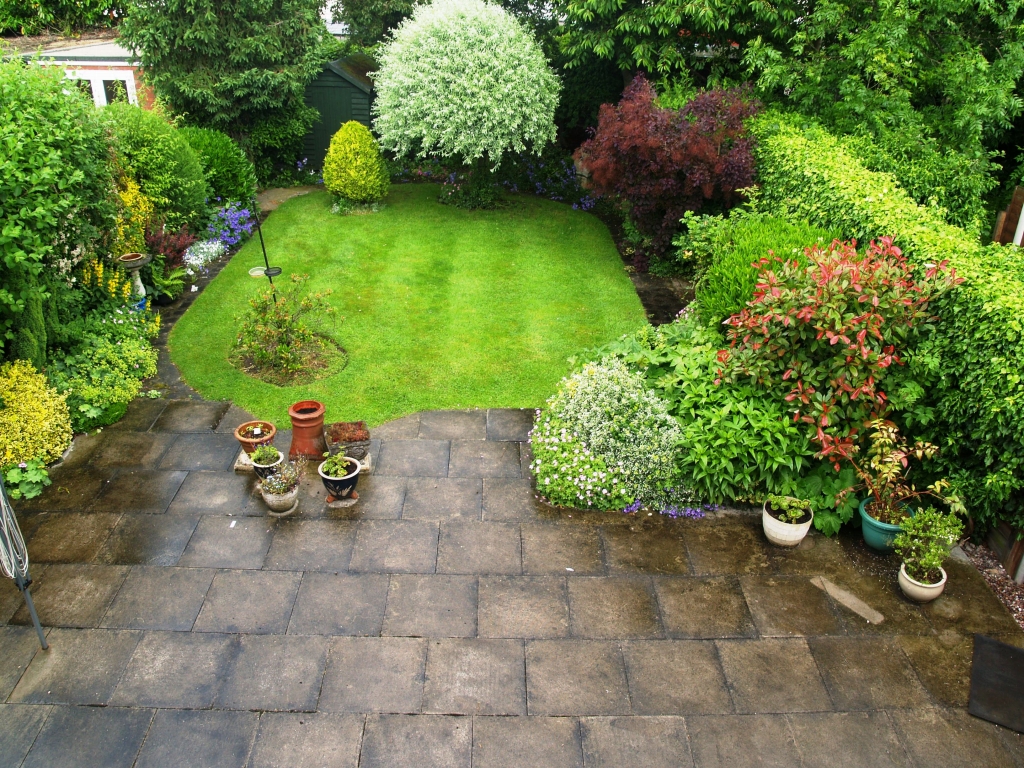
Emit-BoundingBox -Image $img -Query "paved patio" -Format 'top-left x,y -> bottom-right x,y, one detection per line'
1,401 -> 1023,767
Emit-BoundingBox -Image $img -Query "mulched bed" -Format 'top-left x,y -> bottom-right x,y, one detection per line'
962,541 -> 1024,631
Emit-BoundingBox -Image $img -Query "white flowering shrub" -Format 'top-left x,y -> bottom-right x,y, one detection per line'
182,239 -> 226,277
372,0 -> 559,166
530,359 -> 694,512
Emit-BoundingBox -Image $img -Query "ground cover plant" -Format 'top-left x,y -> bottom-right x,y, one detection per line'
170,184 -> 644,424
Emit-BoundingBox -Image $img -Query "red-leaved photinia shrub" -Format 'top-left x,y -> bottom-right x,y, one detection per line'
144,220 -> 197,268
717,237 -> 962,458
575,76 -> 760,269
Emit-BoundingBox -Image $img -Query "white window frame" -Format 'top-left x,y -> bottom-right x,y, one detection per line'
64,68 -> 138,107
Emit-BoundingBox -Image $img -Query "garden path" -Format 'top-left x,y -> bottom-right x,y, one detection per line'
1,402 -> 1023,767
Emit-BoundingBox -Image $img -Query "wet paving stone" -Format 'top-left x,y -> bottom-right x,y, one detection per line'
482,478 -> 543,521
16,468 -> 116,513
177,516 -> 273,569
654,576 -> 757,639
376,440 -> 450,477
683,515 -> 776,576
0,626 -> 45,700
890,707 -> 1022,768
89,469 -> 188,514
485,409 -> 534,442
526,640 -> 631,716
214,403 -> 256,433
348,475 -> 406,519
716,638 -> 833,714
10,628 -> 142,705
418,410 -> 487,440
601,523 -> 692,575
568,577 -> 662,639
11,564 -> 129,628
521,523 -> 603,575
403,478 -> 482,519
687,713 -> 801,768
150,400 -> 230,432
361,714 -> 472,768
165,471 -> 255,516
473,716 -> 582,768
20,705 -> 153,768
94,514 -> 199,566
101,566 -> 213,630
897,630 -> 975,707
157,433 -> 241,471
383,575 -> 478,638
808,636 -> 931,710
248,713 -> 364,768
786,711 -> 908,767
215,634 -> 330,711
0,704 -> 50,768
740,575 -> 845,637
448,440 -> 522,478
920,559 -> 1023,636
580,716 -> 691,768
86,432 -> 176,470
816,568 -> 933,636
371,413 -> 420,440
104,397 -> 167,432
348,520 -> 439,574
263,519 -> 358,571
423,638 -> 526,715
287,573 -> 390,636
622,641 -> 732,715
134,709 -> 258,768
478,576 -> 569,639
194,569 -> 301,634
319,637 -> 426,713
0,574 -> 33,624
437,521 -> 522,575
27,512 -> 120,563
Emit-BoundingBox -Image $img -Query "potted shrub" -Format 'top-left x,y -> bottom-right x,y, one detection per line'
762,494 -> 814,547
893,506 -> 964,602
260,461 -> 301,517
318,451 -> 360,503
326,421 -> 371,464
234,420 -> 276,455
250,444 -> 283,480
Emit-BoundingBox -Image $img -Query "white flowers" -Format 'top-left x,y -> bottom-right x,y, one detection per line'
183,239 -> 226,276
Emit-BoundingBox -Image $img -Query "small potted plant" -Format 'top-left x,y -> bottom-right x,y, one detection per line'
260,461 -> 301,517
326,421 -> 371,464
893,506 -> 964,602
250,444 -> 283,480
234,420 -> 277,455
762,494 -> 814,547
318,451 -> 360,503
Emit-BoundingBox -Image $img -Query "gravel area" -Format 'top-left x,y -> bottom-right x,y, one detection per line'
962,541 -> 1024,631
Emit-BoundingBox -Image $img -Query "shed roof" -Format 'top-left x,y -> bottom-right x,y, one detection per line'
325,53 -> 377,94
27,40 -> 136,63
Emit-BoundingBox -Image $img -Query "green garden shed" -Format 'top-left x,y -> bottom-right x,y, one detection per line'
302,53 -> 377,168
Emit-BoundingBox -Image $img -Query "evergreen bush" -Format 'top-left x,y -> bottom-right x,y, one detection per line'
0,360 -> 73,466
323,121 -> 390,203
180,127 -> 258,204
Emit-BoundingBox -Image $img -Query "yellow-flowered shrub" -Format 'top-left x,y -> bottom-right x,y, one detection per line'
112,178 -> 154,257
81,258 -> 134,303
0,360 -> 73,465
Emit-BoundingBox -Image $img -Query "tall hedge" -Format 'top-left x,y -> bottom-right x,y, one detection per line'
749,112 -> 1024,532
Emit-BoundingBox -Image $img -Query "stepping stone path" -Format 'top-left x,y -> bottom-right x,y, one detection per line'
2,400 -> 1024,767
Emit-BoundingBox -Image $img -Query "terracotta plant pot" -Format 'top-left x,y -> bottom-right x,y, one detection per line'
898,563 -> 947,602
318,457 -> 360,501
289,400 -> 327,460
762,502 -> 814,547
234,420 -> 277,456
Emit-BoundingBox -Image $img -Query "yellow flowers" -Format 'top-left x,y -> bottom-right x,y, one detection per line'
82,259 -> 134,302
112,178 -> 154,257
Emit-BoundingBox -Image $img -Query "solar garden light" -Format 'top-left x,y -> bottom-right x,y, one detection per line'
247,211 -> 282,302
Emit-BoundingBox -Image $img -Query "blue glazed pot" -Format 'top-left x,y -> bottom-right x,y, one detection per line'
318,457 -> 361,500
859,497 -> 910,553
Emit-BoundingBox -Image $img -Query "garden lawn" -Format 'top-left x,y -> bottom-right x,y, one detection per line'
169,184 -> 646,425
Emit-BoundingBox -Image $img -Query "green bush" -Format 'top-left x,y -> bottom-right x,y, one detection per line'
180,127 -> 257,204
106,104 -> 210,230
323,121 -> 390,203
0,0 -> 124,35
749,111 -> 1024,532
0,360 -> 72,466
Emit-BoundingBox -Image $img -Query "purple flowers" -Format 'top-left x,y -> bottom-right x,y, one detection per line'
622,499 -> 643,514
661,503 -> 717,519
208,201 -> 254,247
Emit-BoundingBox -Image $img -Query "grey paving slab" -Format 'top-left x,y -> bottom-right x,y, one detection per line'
687,713 -> 801,768
359,714 -> 472,768
823,568 -> 933,637
247,713 -> 364,768
101,566 -> 213,630
437,521 -> 522,575
622,641 -> 732,715
449,440 -> 522,478
520,441 -> 534,479
21,705 -> 153,768
347,519 -> 438,573
150,400 -> 230,432
526,640 -> 631,716
215,634 -> 329,712
104,397 -> 167,431
166,471 -> 255,516
478,576 -> 569,639
473,716 -> 582,768
0,575 -> 25,624
11,564 -> 129,628
370,413 -> 420,440
263,519 -> 358,571
86,432 -> 177,470
897,631 -> 975,707
580,716 -> 692,768
111,631 -> 237,708
135,709 -> 258,768
740,575 -> 844,637
403,477 -> 481,520
0,704 -> 50,768
485,409 -> 534,442
383,575 -> 477,638
194,569 -> 301,634
347,475 -> 405,519
683,516 -> 776,576
0,626 -> 43,701
215,403 -> 256,433
521,523 -> 603,575
568,577 -> 662,639
27,512 -> 121,563
423,638 -> 526,715
157,433 -> 241,471
716,638 -> 833,714
890,707 -> 1022,768
787,711 -> 908,767
287,573 -> 389,636
921,559 -> 1024,636
319,637 -> 426,714
14,467 -> 116,513
10,628 -> 141,705
177,516 -> 273,569
376,440 -> 450,477
89,469 -> 187,514
482,478 -> 542,521
654,576 -> 757,639
418,410 -> 486,440
602,523 -> 692,575
95,514 -> 200,566
809,636 -> 932,710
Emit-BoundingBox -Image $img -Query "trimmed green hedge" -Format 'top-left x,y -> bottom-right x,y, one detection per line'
749,112 -> 1024,532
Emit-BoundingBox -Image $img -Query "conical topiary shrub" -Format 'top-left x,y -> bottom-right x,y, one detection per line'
322,121 -> 390,203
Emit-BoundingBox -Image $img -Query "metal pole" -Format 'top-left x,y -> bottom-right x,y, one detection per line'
254,215 -> 278,303
14,572 -> 47,650
0,474 -> 48,649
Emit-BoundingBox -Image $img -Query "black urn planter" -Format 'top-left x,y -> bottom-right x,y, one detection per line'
317,457 -> 361,501
253,451 -> 283,480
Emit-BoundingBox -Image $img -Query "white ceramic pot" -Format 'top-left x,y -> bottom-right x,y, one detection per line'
762,502 -> 814,547
261,485 -> 299,517
898,563 -> 947,602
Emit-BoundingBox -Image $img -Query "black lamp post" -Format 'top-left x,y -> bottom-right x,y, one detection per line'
250,205 -> 282,302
